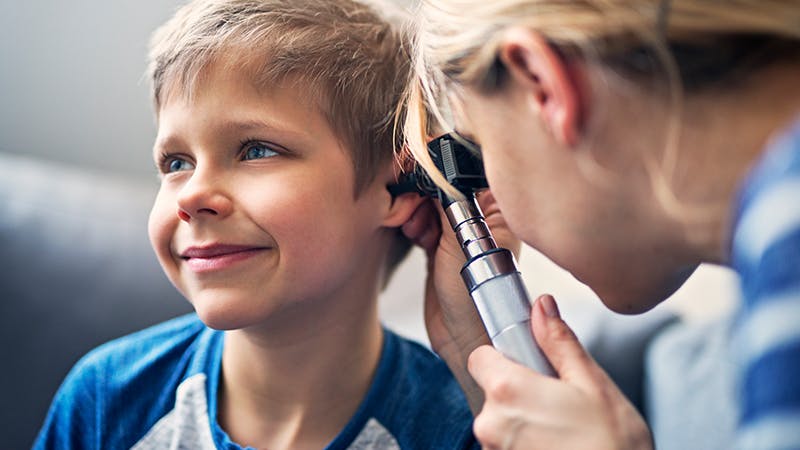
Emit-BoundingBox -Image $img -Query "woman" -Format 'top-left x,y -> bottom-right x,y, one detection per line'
400,1 -> 800,449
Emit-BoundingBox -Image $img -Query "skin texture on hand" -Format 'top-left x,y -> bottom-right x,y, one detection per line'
468,295 -> 653,450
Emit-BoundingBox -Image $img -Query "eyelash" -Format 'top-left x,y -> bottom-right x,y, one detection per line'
238,138 -> 282,161
157,151 -> 191,175
157,139 -> 285,175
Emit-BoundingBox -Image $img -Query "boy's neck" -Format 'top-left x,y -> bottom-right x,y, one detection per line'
217,293 -> 384,450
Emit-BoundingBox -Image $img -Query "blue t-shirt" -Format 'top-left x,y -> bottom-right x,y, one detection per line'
34,314 -> 478,449
731,115 -> 800,449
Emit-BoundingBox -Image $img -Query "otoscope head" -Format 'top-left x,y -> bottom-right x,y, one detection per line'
389,133 -> 488,205
426,134 -> 487,198
390,135 -> 554,376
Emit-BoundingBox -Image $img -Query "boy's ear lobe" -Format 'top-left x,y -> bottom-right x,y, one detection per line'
497,27 -> 581,147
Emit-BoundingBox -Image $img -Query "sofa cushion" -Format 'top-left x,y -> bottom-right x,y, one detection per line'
645,315 -> 738,450
0,153 -> 191,448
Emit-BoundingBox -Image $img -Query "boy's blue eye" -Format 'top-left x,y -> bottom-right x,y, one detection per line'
243,143 -> 279,160
167,158 -> 193,173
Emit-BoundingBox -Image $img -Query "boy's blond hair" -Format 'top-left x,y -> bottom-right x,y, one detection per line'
148,0 -> 414,276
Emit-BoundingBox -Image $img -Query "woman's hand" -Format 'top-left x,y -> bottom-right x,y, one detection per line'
402,192 -> 650,450
401,191 -> 520,412
469,294 -> 653,450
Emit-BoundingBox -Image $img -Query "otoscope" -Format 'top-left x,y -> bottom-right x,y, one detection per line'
391,134 -> 555,376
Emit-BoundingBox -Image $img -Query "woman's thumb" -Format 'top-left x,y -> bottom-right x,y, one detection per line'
532,295 -> 600,391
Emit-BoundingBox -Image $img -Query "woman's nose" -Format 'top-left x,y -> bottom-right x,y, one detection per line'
176,169 -> 233,222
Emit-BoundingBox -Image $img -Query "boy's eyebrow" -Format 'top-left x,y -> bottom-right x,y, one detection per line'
152,134 -> 183,156
153,118 -> 307,153
221,118 -> 306,138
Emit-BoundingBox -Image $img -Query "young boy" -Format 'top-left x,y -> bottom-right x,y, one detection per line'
33,1 -> 478,448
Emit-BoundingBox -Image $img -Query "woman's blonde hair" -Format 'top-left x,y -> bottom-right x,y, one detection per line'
404,0 -> 800,202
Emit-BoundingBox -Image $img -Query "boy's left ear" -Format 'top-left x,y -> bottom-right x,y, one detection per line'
380,157 -> 426,228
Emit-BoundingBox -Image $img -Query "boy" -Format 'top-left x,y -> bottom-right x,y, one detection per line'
34,1 -> 478,448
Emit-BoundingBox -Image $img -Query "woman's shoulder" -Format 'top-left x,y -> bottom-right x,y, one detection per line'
729,116 -> 800,450
733,115 -> 800,269
739,115 -> 800,204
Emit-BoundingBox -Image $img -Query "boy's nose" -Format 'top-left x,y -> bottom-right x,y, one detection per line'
176,170 -> 233,222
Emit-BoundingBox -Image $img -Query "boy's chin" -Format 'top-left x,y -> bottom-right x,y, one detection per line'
190,297 -> 266,331
195,308 -> 247,331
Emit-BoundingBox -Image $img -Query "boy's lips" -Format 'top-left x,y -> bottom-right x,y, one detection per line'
179,244 -> 270,273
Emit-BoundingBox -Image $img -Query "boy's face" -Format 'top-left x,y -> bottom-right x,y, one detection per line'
149,66 -> 397,330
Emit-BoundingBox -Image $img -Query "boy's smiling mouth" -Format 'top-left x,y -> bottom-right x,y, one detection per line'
180,244 -> 270,273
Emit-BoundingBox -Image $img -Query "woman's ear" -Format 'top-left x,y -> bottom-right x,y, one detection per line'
497,27 -> 581,146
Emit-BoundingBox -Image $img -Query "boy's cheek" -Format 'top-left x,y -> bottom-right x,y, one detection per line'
148,195 -> 178,263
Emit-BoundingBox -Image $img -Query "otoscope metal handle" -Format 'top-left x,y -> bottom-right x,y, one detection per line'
465,259 -> 555,375
445,199 -> 556,376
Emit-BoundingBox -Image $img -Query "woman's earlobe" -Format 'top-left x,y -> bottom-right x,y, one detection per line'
498,27 -> 581,147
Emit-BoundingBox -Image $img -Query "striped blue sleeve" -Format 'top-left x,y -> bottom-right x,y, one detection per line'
33,350 -> 104,450
731,117 -> 800,450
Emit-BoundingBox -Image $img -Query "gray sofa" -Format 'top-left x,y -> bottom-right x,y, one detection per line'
0,153 -> 192,448
1,151 -> 681,449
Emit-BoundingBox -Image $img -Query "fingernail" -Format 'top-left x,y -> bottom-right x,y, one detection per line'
539,294 -> 559,318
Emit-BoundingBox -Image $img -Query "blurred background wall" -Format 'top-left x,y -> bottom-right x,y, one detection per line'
0,0 -> 179,178
0,0 -> 738,447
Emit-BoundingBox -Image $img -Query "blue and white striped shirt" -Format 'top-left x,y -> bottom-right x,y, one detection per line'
34,315 -> 478,450
731,115 -> 800,450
